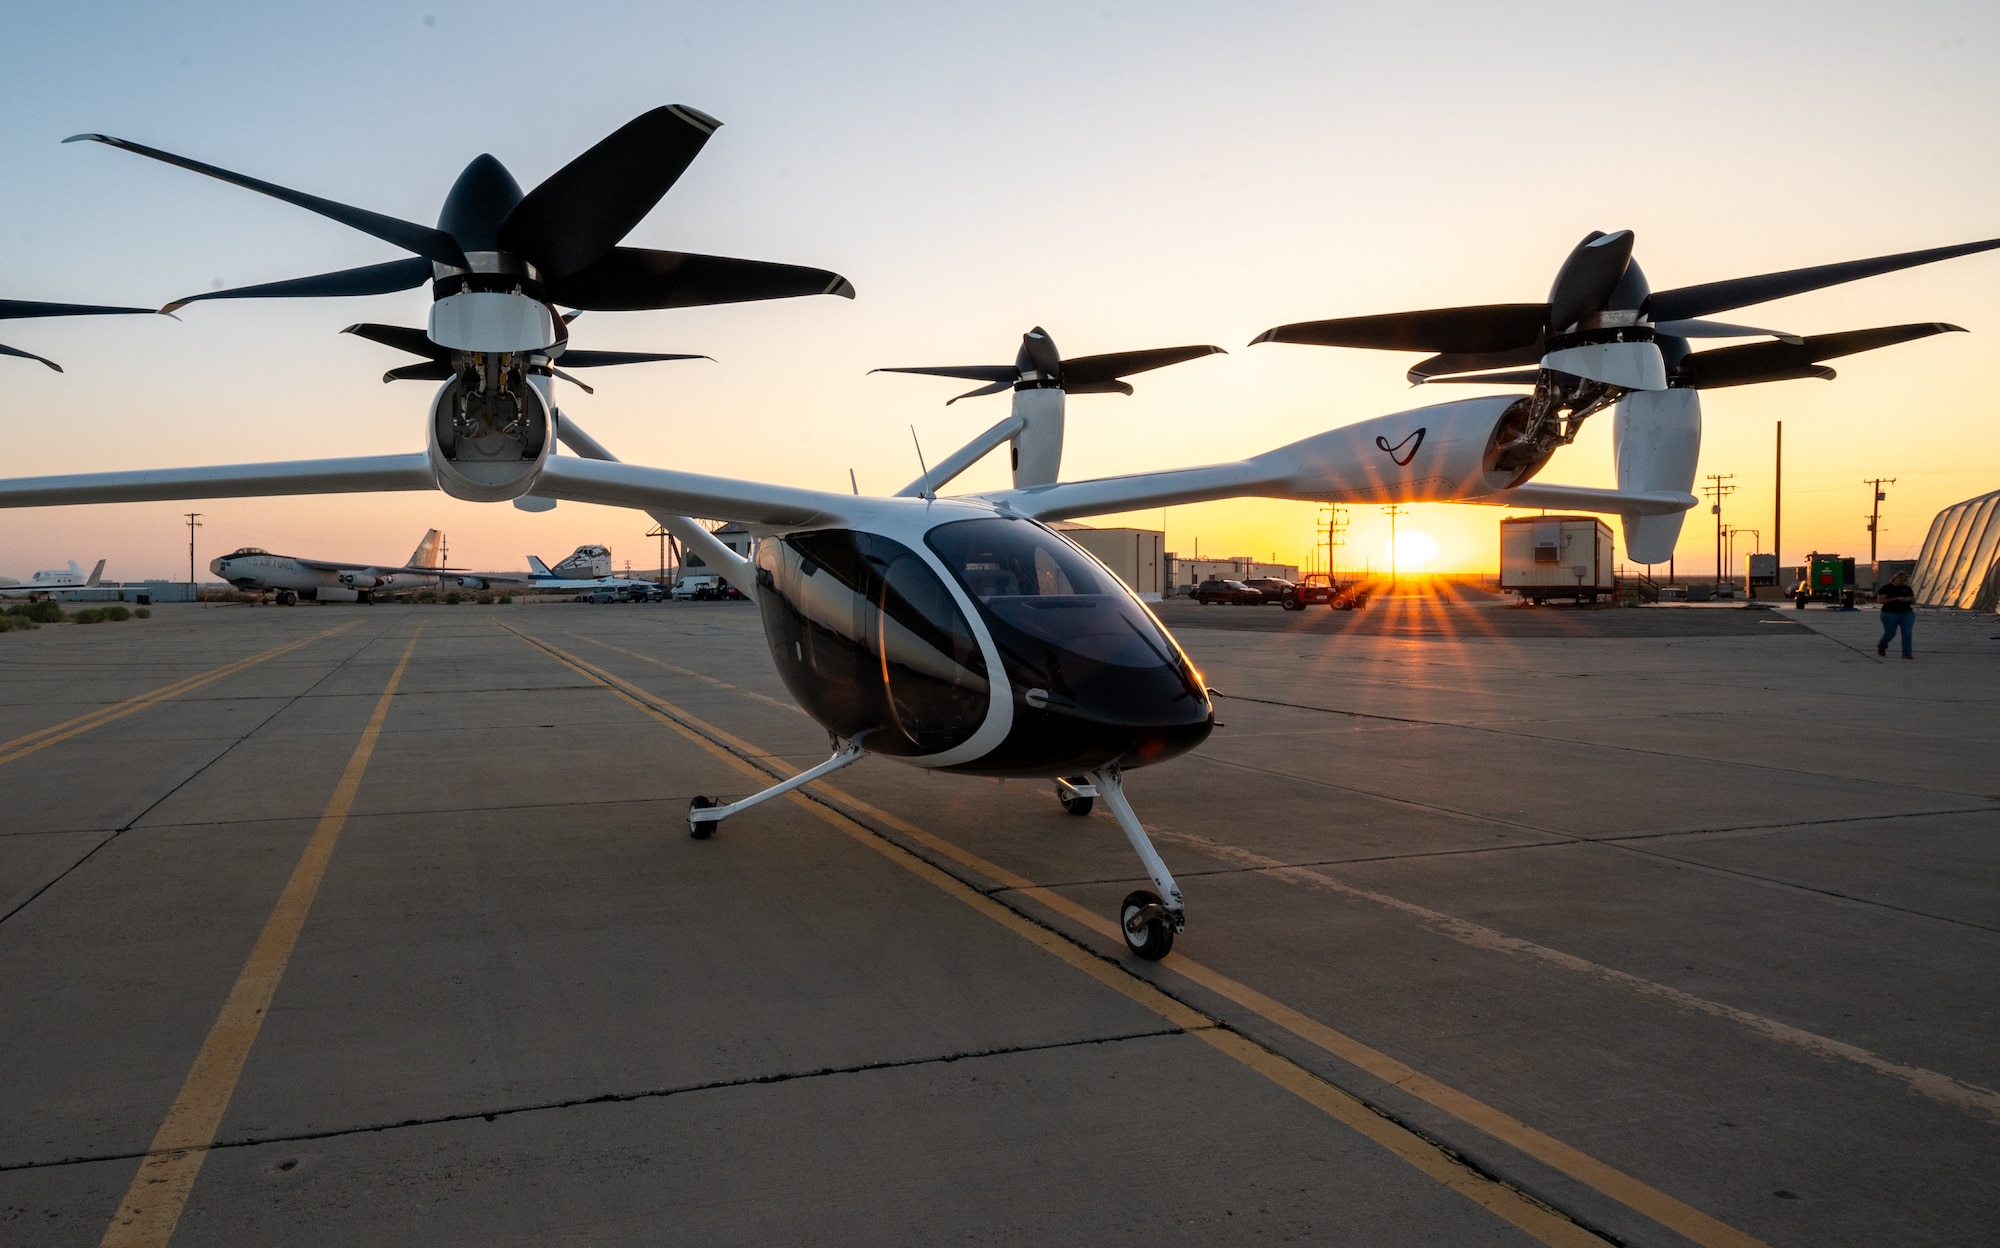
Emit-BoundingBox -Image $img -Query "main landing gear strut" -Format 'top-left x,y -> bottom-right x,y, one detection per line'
1085,765 -> 1185,961
684,744 -> 1184,962
687,740 -> 867,839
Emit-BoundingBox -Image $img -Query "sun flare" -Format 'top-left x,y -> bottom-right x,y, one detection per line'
1391,530 -> 1440,570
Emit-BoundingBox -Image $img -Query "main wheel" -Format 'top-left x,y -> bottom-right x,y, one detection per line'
1119,889 -> 1175,960
1057,785 -> 1094,817
687,795 -> 718,839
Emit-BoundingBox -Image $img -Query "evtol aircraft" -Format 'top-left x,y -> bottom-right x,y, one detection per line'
6,106 -> 1996,959
0,559 -> 107,600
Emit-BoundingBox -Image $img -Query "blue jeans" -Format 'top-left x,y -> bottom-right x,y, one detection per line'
1878,611 -> 1914,656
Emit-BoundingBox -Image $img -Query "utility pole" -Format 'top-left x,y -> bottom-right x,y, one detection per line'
1381,505 -> 1408,595
1863,478 -> 1896,566
1702,474 -> 1737,590
1316,505 -> 1349,581
1773,421 -> 1783,573
184,513 -> 202,604
647,524 -> 669,583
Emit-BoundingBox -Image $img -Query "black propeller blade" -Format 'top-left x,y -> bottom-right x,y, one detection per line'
166,258 -> 434,315
344,322 -> 446,359
0,342 -> 63,371
0,299 -> 158,320
1420,369 -> 1544,386
1674,323 -> 1964,389
0,299 -> 160,371
874,329 -> 1223,405
543,248 -> 856,311
1547,230 -> 1634,332
496,105 -> 719,278
558,349 -> 712,368
1406,340 -> 1546,384
1252,304 -> 1548,354
382,361 -> 455,384
64,134 -> 467,267
346,321 -> 709,383
1061,344 -> 1225,385
869,364 -> 1017,382
1649,238 -> 2000,322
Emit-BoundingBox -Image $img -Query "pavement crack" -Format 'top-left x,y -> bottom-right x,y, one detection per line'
0,1027 -> 1190,1173
0,620 -> 407,930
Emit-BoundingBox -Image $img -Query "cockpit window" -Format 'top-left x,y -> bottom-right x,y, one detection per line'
926,517 -> 1179,671
226,547 -> 268,557
755,530 -> 989,756
924,516 -> 1209,774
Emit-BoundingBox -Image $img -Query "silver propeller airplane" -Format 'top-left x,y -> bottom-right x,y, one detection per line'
6,106 -> 1993,959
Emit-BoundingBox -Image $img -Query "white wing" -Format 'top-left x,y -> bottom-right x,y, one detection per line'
0,455 -> 436,508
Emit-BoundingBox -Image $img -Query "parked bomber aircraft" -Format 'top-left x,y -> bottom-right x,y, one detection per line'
7,104 -> 1996,960
212,530 -> 448,604
0,559 -> 106,599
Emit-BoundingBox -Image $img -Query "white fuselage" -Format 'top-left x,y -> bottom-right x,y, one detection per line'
210,553 -> 441,598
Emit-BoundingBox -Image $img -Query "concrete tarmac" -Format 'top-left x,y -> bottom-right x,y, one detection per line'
1,595 -> 1993,1246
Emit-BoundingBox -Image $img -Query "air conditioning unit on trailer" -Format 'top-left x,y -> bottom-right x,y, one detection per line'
1499,515 -> 1615,604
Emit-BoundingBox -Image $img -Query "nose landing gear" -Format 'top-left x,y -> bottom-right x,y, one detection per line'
1091,765 -> 1184,960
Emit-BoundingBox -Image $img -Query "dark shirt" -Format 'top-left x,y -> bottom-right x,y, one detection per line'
1879,583 -> 1914,614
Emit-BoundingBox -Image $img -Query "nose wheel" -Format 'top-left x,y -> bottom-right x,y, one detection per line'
1056,776 -> 1096,816
1120,889 -> 1175,960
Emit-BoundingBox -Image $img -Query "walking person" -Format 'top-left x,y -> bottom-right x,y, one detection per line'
1876,570 -> 1916,658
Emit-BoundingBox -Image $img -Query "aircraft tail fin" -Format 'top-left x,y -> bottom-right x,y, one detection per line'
408,529 -> 443,570
85,559 -> 105,586
527,555 -> 554,577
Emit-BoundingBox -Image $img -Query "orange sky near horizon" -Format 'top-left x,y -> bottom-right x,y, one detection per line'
3,3 -> 1996,582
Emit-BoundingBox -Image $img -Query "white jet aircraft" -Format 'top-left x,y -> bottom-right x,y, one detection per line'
212,531 -> 448,604
446,545 -> 663,596
0,559 -> 107,600
12,105 -> 1996,959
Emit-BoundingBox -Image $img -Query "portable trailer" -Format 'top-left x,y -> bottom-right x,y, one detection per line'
1499,515 -> 1616,604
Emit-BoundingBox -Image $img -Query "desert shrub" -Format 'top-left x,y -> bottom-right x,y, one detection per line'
73,608 -> 106,624
496,594 -> 513,604
0,615 -> 32,632
103,605 -> 131,621
134,607 -> 151,618
6,601 -> 65,623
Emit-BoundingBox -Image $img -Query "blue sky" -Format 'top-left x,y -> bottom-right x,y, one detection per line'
5,1 -> 1998,576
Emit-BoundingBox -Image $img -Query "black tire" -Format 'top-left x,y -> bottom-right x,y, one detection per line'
1281,595 -> 1300,611
688,795 -> 717,839
1120,890 -> 1174,960
1057,785 -> 1094,817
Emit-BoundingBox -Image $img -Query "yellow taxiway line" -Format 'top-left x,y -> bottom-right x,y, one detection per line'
497,620 -> 1627,1248
98,624 -> 423,1248
0,621 -> 359,769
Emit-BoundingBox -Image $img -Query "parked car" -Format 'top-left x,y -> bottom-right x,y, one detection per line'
1282,573 -> 1373,610
627,583 -> 666,603
1243,577 -> 1293,603
580,586 -> 630,603
1194,579 -> 1263,605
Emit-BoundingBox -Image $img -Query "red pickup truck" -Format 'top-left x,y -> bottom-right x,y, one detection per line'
1280,573 -> 1371,610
